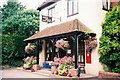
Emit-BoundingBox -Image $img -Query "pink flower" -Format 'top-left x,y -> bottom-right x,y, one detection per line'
63,56 -> 67,60
51,62 -> 56,66
29,56 -> 34,62
24,43 -> 33,52
55,39 -> 69,50
24,57 -> 30,63
67,57 -> 73,63
60,58 -> 65,64
54,57 -> 57,61
59,39 -> 64,43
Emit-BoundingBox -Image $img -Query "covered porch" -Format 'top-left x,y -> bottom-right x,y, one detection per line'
24,19 -> 96,76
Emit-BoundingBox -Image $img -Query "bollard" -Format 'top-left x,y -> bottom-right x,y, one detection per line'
77,67 -> 81,77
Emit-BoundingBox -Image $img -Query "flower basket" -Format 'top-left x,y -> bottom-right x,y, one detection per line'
55,39 -> 70,51
84,36 -> 98,53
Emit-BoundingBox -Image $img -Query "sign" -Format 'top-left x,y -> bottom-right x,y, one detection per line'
42,15 -> 52,23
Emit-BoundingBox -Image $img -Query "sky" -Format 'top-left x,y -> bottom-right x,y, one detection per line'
0,0 -> 45,10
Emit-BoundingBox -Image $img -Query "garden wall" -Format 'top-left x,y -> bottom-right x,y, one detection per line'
98,71 -> 120,78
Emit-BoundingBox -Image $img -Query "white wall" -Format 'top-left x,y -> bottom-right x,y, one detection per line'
39,0 -> 107,76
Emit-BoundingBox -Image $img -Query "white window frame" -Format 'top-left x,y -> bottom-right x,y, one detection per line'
48,6 -> 55,23
67,0 -> 79,17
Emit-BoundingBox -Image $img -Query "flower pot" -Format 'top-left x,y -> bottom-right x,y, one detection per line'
68,68 -> 78,77
51,66 -> 57,74
32,64 -> 39,71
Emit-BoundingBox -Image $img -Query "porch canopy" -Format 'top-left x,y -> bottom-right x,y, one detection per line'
24,19 -> 94,42
24,19 -> 96,69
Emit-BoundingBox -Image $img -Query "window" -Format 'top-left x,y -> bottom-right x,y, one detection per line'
102,0 -> 119,11
67,0 -> 78,16
102,0 -> 109,11
48,6 -> 55,23
45,40 -> 52,61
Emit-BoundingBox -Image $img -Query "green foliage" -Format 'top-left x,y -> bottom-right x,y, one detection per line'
2,34 -> 26,65
99,3 -> 120,73
0,0 -> 25,21
1,0 -> 39,67
58,64 -> 69,76
2,9 -> 39,36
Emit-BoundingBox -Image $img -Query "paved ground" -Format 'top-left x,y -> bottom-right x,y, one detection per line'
1,69 -> 50,78
1,68 -> 98,78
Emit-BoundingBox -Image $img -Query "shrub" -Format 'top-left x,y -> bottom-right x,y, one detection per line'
99,3 -> 120,73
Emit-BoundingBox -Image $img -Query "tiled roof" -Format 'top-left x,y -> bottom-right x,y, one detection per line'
24,19 -> 93,41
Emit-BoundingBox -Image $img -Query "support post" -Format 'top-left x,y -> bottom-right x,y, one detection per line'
74,35 -> 78,69
70,35 -> 78,69
50,39 -> 56,61
36,40 -> 40,64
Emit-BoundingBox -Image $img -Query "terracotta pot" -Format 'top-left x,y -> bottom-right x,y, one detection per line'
32,64 -> 38,71
68,68 -> 78,77
51,66 -> 57,74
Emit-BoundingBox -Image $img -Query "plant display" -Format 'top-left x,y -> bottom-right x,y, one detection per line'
51,56 -> 74,76
84,36 -> 97,53
23,56 -> 37,69
57,64 -> 69,76
55,39 -> 70,51
99,3 -> 120,73
25,43 -> 36,52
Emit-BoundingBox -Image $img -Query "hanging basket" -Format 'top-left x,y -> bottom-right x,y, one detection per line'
85,36 -> 98,53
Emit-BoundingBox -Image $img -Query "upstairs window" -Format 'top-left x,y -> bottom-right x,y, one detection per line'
67,0 -> 78,17
48,6 -> 55,23
102,0 -> 119,11
102,0 -> 110,11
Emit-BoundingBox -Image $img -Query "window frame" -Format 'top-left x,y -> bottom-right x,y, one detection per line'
48,6 -> 55,23
102,0 -> 110,11
67,0 -> 79,17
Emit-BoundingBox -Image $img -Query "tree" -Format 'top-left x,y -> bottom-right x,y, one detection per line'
2,10 -> 39,36
0,0 -> 25,22
1,0 -> 39,67
99,3 -> 120,73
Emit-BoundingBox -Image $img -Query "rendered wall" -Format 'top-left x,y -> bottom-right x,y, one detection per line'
39,0 -> 107,76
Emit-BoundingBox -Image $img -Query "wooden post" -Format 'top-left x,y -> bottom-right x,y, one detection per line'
36,40 -> 40,64
50,39 -> 56,61
74,35 -> 79,69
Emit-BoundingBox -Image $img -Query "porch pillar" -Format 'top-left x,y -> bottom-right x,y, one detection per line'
50,39 -> 56,61
36,40 -> 40,64
74,35 -> 79,69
